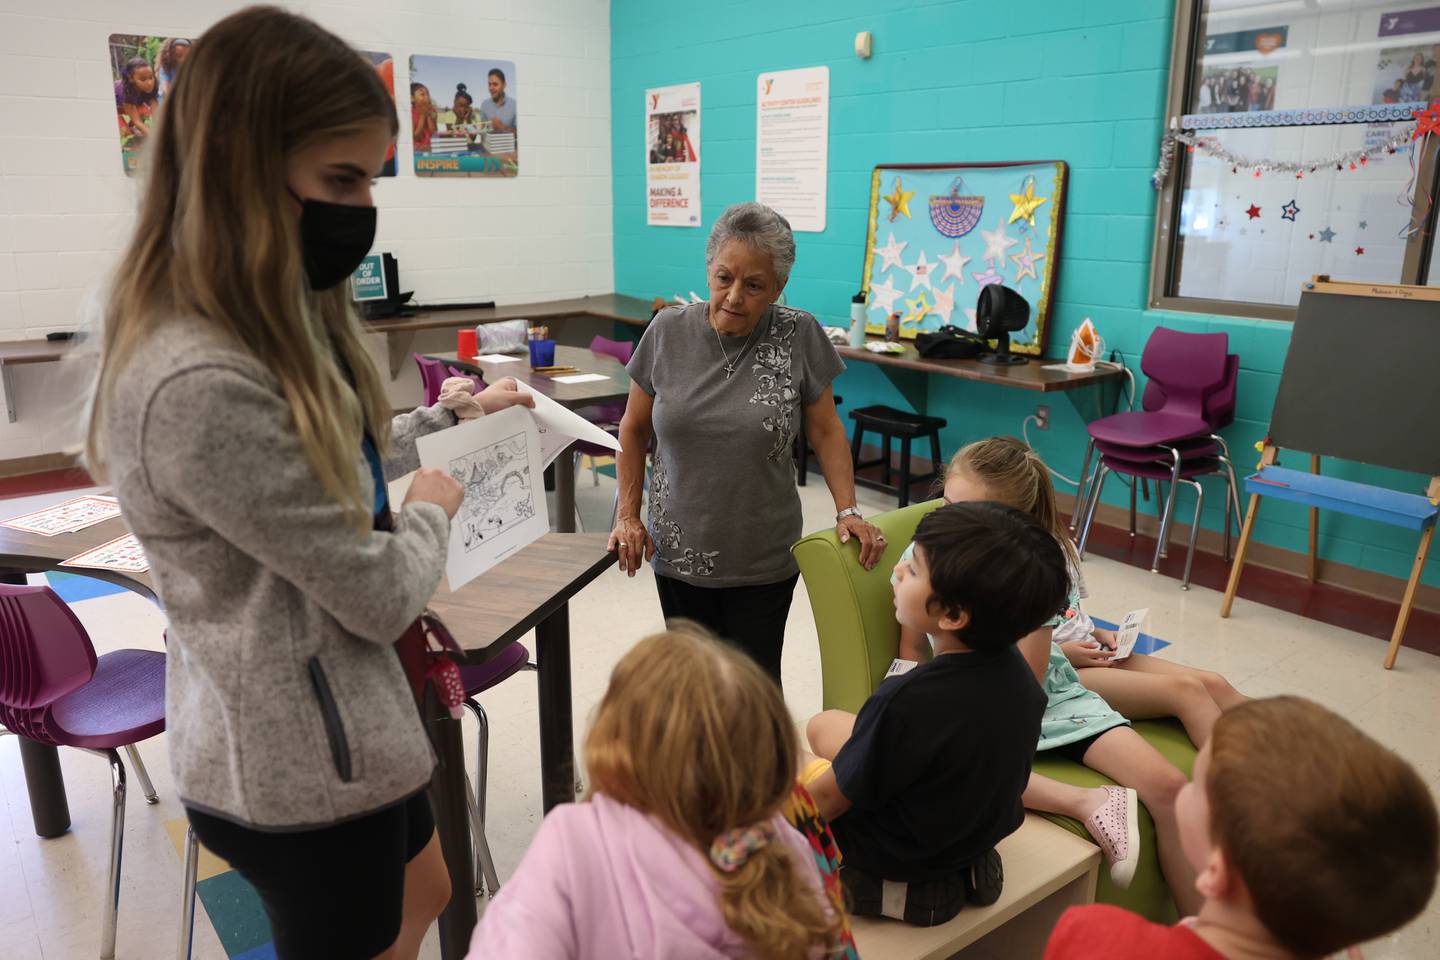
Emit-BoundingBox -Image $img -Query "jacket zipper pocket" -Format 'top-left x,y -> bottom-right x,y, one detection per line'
308,657 -> 353,783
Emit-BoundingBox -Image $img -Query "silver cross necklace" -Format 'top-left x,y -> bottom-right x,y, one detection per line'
712,315 -> 763,379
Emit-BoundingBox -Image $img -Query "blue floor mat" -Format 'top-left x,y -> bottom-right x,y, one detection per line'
44,571 -> 129,603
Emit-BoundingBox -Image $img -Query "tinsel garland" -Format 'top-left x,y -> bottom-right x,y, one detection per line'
1151,126 -> 1417,189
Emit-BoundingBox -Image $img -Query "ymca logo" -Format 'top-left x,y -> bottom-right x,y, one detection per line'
650,93 -> 660,110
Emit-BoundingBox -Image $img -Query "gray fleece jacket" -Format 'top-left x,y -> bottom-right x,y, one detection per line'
104,319 -> 455,829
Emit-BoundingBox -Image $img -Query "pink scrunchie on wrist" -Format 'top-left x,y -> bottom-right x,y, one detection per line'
437,377 -> 487,421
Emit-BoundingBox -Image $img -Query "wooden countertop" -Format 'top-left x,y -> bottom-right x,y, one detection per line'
0,339 -> 81,365
837,338 -> 1123,393
363,293 -> 656,334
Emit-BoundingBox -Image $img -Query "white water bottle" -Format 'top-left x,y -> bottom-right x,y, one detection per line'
849,292 -> 867,346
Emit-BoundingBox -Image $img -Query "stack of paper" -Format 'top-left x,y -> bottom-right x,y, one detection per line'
482,132 -> 516,154
428,134 -> 469,155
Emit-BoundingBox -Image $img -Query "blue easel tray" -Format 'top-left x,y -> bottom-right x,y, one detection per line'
1245,466 -> 1438,531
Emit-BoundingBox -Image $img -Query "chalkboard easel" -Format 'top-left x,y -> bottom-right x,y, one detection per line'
1220,277 -> 1440,669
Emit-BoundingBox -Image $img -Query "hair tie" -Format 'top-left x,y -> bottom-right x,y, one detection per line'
709,822 -> 776,872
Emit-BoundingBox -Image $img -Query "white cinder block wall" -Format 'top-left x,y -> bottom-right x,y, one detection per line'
0,0 -> 612,461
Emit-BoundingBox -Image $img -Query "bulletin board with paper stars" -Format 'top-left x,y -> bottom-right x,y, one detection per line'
861,161 -> 1068,356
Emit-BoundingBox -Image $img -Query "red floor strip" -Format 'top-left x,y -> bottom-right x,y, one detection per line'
0,467 -> 94,501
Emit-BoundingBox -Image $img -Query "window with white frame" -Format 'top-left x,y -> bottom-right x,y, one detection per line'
1153,0 -> 1440,318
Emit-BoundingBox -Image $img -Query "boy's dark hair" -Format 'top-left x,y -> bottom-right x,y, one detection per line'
489,67 -> 506,84
911,501 -> 1068,653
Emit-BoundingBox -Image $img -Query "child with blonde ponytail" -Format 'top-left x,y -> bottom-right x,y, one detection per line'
466,626 -> 844,960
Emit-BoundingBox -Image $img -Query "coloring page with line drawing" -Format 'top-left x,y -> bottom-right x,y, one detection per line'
415,406 -> 548,589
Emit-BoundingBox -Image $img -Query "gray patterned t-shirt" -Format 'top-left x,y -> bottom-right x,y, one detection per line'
628,301 -> 845,587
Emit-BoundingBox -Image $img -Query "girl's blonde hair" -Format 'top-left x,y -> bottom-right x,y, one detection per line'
86,6 -> 398,531
949,437 -> 1079,567
585,626 -> 839,959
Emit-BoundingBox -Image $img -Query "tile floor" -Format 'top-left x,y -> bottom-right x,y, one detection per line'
2,476 -> 1438,959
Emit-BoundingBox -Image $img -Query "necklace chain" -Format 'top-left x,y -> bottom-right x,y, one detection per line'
712,317 -> 763,379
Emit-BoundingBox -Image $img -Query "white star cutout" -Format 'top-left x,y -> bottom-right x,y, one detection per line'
931,284 -> 957,324
868,277 -> 903,315
872,232 -> 908,272
900,251 -> 936,292
937,241 -> 972,285
980,216 -> 1019,265
962,309 -> 978,332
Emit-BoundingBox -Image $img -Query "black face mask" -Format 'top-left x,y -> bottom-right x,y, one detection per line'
288,187 -> 377,291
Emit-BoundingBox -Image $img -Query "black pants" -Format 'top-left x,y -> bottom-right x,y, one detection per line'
655,572 -> 800,682
187,792 -> 435,959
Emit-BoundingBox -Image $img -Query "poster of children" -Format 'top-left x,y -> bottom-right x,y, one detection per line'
108,34 -> 192,174
1372,45 -> 1439,104
362,50 -> 398,177
409,55 -> 518,177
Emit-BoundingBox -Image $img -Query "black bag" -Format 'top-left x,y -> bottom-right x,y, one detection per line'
915,325 -> 986,359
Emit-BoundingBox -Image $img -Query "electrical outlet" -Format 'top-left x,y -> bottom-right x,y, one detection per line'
1035,405 -> 1050,430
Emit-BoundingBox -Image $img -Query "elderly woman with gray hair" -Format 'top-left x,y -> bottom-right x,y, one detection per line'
607,202 -> 885,682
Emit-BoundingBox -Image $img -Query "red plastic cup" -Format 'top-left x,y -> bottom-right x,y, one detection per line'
457,328 -> 478,361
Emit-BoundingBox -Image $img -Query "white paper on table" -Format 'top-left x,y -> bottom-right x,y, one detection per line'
515,382 -> 623,468
551,373 -> 610,384
2,495 -> 122,537
60,533 -> 149,573
415,407 -> 550,591
476,354 -> 521,363
1109,607 -> 1150,661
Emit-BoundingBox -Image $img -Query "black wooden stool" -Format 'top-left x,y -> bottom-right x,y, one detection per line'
794,394 -> 843,486
849,405 -> 947,507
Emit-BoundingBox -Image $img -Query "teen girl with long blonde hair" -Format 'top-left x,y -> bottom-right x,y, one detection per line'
87,7 -> 530,957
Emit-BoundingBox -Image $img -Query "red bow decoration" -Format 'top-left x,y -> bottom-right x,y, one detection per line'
1411,100 -> 1440,140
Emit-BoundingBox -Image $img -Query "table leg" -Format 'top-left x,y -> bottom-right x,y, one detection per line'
426,689 -> 477,959
18,737 -> 71,838
555,442 -> 577,534
536,603 -> 576,813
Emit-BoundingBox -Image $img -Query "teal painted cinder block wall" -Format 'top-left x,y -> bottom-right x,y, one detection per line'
610,0 -> 1439,588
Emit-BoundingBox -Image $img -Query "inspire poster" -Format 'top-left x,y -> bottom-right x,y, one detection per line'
410,54 -> 519,177
645,83 -> 701,226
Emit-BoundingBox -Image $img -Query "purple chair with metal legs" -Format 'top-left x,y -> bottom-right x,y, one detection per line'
457,643 -> 534,898
1071,330 -> 1231,577
0,584 -> 166,960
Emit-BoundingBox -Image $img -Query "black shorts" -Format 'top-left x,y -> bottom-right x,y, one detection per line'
186,791 -> 435,959
1045,730 -> 1109,765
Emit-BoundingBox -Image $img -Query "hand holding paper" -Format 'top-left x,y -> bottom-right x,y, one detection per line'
1109,608 -> 1150,661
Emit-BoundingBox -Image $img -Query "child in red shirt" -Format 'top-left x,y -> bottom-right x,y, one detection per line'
1045,696 -> 1438,960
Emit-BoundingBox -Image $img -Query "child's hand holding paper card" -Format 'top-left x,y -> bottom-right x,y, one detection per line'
1109,607 -> 1149,661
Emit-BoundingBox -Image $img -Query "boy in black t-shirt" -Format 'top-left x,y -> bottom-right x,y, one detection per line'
802,501 -> 1068,926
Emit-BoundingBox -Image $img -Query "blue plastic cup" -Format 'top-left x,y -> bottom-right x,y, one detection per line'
529,339 -> 556,367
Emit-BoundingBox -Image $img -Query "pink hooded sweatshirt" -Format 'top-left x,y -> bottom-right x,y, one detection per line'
465,793 -> 828,959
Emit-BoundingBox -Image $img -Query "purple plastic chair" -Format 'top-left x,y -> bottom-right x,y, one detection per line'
457,642 -> 532,897
0,585 -> 166,960
1072,330 -> 1230,574
413,354 -> 482,406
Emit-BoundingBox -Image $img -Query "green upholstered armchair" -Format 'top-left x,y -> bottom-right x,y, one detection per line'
792,500 -> 1196,923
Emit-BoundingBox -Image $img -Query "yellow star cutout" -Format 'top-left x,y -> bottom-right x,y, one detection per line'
1008,178 -> 1048,226
884,176 -> 915,222
902,292 -> 930,326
